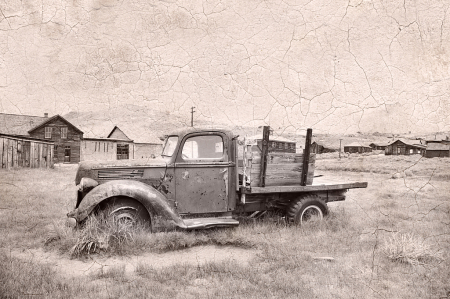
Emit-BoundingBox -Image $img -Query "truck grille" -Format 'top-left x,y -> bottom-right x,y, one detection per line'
98,169 -> 144,180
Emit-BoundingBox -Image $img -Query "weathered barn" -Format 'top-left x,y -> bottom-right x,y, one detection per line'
0,133 -> 54,169
424,143 -> 450,158
344,142 -> 372,154
310,141 -> 338,154
385,139 -> 425,155
28,115 -> 83,163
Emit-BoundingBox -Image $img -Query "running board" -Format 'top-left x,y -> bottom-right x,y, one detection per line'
182,218 -> 240,230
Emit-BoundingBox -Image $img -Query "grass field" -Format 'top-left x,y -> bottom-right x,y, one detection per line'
0,156 -> 449,299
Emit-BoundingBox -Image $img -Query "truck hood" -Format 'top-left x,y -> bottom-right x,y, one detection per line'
75,156 -> 169,185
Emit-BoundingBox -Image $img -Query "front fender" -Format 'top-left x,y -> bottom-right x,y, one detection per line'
67,180 -> 186,229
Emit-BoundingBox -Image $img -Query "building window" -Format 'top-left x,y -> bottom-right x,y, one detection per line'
45,127 -> 52,138
61,127 -> 68,139
410,149 -> 413,154
117,144 -> 129,160
285,143 -> 288,149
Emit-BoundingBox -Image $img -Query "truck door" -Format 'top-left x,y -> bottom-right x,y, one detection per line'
174,133 -> 231,214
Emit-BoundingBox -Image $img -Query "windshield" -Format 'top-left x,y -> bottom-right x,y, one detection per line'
161,136 -> 178,157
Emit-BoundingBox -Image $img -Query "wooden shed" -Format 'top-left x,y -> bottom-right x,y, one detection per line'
385,139 -> 425,155
344,142 -> 372,154
424,143 -> 450,158
310,141 -> 338,154
0,133 -> 54,169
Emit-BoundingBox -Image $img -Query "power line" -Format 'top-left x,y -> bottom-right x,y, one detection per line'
190,106 -> 195,127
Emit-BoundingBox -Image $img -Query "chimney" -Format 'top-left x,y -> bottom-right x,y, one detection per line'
44,113 -> 48,118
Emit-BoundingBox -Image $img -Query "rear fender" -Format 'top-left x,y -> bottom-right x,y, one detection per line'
68,180 -> 186,229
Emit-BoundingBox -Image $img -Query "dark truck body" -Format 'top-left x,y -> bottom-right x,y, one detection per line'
67,127 -> 367,231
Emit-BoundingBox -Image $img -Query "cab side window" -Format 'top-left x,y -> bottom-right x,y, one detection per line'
182,135 -> 225,161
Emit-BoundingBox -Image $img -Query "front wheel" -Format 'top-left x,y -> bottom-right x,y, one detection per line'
102,197 -> 151,230
286,196 -> 328,225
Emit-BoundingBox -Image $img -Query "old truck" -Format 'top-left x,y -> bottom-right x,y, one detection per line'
67,127 -> 367,230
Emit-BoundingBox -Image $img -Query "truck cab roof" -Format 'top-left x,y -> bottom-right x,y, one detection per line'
164,127 -> 236,140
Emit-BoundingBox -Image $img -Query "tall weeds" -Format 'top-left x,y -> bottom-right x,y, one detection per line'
382,232 -> 444,265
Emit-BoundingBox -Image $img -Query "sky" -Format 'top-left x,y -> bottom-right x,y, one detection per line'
0,0 -> 449,134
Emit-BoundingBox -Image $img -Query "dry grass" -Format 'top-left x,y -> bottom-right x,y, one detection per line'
1,158 -> 450,298
382,232 -> 444,265
316,154 -> 450,180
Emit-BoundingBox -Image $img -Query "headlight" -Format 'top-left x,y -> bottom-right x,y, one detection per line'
78,177 -> 99,192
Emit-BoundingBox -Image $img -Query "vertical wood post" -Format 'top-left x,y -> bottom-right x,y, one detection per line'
259,126 -> 270,187
301,128 -> 312,186
6,138 -> 10,169
0,138 -> 4,168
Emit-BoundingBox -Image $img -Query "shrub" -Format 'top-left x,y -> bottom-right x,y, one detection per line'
382,233 -> 443,265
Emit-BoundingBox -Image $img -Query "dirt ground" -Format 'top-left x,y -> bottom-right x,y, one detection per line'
11,245 -> 259,278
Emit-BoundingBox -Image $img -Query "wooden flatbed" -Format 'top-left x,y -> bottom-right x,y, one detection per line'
241,181 -> 368,194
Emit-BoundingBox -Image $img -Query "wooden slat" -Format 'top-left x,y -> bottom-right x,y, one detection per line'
12,140 -> 18,167
244,182 -> 368,194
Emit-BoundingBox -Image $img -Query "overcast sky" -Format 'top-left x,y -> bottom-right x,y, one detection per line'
1,0 -> 449,134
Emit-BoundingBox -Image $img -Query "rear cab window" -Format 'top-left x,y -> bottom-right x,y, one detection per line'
181,135 -> 226,161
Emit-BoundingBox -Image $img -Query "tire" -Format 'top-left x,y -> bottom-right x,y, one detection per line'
286,195 -> 328,225
103,197 -> 151,229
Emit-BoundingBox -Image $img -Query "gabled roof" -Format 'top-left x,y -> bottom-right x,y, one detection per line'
107,124 -> 162,144
0,113 -> 47,136
107,126 -> 132,141
66,115 -> 162,144
369,143 -> 388,147
427,143 -> 450,151
388,139 -> 426,148
345,142 -> 371,148
28,115 -> 83,134
311,140 -> 340,150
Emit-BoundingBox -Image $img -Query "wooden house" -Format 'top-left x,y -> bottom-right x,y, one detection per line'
28,115 -> 84,163
344,142 -> 372,154
385,139 -> 425,156
246,134 -> 296,153
310,141 -> 338,154
369,143 -> 387,151
424,143 -> 450,158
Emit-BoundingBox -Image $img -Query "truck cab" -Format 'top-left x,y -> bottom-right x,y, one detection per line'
69,128 -> 241,230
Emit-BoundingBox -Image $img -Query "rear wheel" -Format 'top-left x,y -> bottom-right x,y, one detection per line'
287,195 -> 328,225
103,197 -> 151,229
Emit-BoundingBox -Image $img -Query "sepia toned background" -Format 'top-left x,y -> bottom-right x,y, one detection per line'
0,0 -> 449,134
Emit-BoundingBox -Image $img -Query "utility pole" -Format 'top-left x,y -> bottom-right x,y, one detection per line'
339,139 -> 342,159
190,106 -> 195,127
